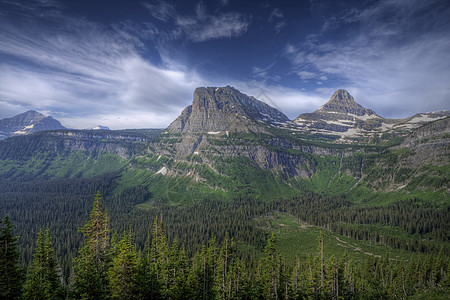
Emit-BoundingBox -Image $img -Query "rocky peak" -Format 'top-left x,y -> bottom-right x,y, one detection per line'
13,110 -> 46,124
0,110 -> 65,140
317,89 -> 375,116
167,86 -> 289,133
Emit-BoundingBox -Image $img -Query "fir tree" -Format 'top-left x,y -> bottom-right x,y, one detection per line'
0,216 -> 23,300
23,227 -> 63,300
259,233 -> 285,300
109,230 -> 139,300
138,230 -> 161,299
71,192 -> 111,299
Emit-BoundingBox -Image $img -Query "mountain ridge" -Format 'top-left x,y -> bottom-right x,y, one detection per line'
0,86 -> 448,204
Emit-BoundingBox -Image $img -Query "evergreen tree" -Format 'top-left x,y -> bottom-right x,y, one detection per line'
289,256 -> 309,299
151,215 -> 169,298
189,239 -> 217,300
138,230 -> 161,299
166,240 -> 190,299
0,216 -> 23,299
23,228 -> 63,300
71,192 -> 111,299
109,230 -> 139,300
259,233 -> 285,300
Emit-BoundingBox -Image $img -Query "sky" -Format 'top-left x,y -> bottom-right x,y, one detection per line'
0,0 -> 449,129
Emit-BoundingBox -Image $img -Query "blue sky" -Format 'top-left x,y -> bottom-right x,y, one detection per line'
1,0 -> 449,129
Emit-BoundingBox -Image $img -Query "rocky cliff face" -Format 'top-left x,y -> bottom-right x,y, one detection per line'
155,87 -> 374,180
0,110 -> 65,140
394,117 -> 450,166
167,86 -> 289,134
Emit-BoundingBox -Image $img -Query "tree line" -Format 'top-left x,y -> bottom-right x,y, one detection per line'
1,193 -> 449,299
1,174 -> 449,284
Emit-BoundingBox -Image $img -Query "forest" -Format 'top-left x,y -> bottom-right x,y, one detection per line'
1,192 -> 449,299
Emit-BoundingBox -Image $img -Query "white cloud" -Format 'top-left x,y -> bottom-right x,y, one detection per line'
232,80 -> 326,119
142,1 -> 250,43
177,11 -> 249,42
284,0 -> 450,118
297,71 -> 316,80
142,1 -> 177,22
269,8 -> 283,21
0,9 -> 207,129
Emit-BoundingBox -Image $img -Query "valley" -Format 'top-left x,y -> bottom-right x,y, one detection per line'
0,87 -> 448,299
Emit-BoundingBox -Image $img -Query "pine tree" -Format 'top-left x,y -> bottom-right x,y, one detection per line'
189,240 -> 217,300
0,216 -> 23,299
71,191 -> 111,299
23,227 -> 63,300
138,230 -> 161,299
216,235 -> 237,300
151,215 -> 170,297
109,230 -> 139,300
259,233 -> 285,300
167,241 -> 190,299
289,256 -> 309,299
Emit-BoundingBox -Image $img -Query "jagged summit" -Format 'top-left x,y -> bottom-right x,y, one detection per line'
167,86 -> 289,133
294,89 -> 384,141
317,89 -> 376,116
0,110 -> 65,140
294,89 -> 449,142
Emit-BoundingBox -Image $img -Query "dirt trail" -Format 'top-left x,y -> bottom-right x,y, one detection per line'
335,236 -> 381,258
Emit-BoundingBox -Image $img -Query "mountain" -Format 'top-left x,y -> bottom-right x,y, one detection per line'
293,89 -> 449,142
0,88 -> 448,299
91,125 -> 111,130
167,86 -> 289,134
0,87 -> 448,202
0,110 -> 65,140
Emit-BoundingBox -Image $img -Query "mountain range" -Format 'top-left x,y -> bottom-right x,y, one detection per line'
0,86 -> 448,203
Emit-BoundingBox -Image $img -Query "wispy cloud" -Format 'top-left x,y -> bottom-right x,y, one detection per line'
143,1 -> 250,42
284,0 -> 450,117
232,80 -> 326,119
0,3 -> 206,129
178,11 -> 249,42
296,71 -> 316,80
268,8 -> 286,33
142,1 -> 177,22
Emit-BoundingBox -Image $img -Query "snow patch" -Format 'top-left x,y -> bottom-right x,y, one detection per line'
194,151 -> 199,155
407,114 -> 444,124
156,167 -> 167,176
208,131 -> 221,135
348,113 -> 379,121
14,124 -> 35,135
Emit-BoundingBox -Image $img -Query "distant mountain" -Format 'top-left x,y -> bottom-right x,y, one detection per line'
167,86 -> 289,134
92,125 -> 110,130
0,110 -> 65,140
293,89 -> 449,142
